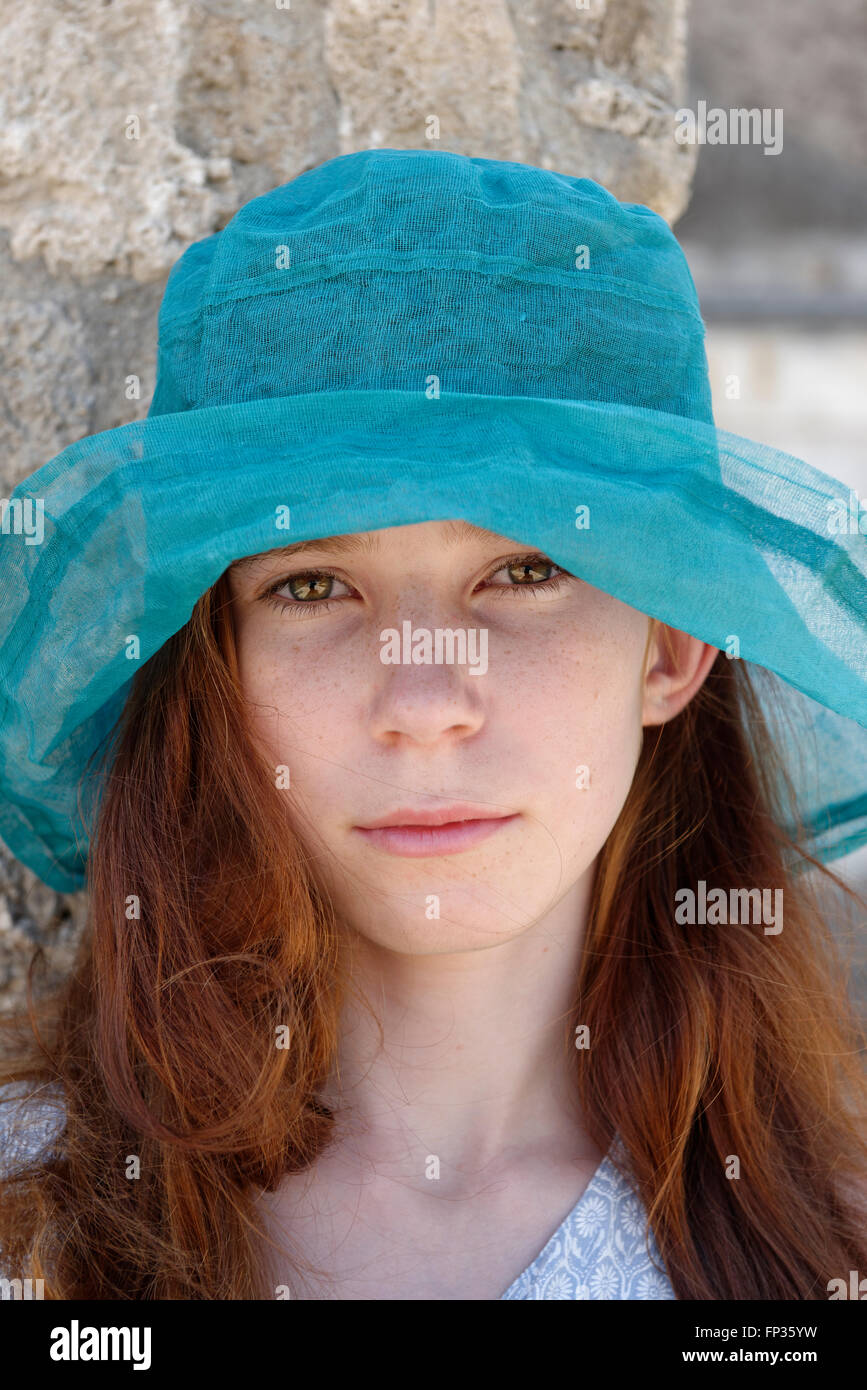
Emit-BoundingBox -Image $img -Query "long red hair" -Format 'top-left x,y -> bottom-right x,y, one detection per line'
1,573 -> 865,1297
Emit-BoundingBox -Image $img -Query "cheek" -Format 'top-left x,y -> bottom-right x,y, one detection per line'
234,621 -> 357,765
525,621 -> 647,849
232,619 -> 291,739
235,628 -> 285,738
572,674 -> 644,828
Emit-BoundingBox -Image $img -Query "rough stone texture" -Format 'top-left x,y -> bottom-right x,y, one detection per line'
1,0 -> 695,489
0,856 -> 88,1021
1,0 -> 692,1015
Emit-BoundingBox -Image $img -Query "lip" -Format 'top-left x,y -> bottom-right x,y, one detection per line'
358,802 -> 514,830
353,803 -> 519,858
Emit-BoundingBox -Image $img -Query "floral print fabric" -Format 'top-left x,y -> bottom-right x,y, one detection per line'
500,1140 -> 676,1300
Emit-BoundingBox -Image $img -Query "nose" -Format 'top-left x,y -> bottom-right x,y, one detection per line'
366,619 -> 488,747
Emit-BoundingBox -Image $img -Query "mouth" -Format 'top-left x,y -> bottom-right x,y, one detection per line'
352,803 -> 520,858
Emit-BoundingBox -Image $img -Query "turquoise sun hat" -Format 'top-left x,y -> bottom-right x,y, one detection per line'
1,146 -> 865,893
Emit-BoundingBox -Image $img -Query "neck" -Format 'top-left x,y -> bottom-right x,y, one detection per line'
317,862 -> 604,1192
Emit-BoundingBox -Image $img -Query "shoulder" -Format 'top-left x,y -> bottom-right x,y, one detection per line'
0,1078 -> 66,1178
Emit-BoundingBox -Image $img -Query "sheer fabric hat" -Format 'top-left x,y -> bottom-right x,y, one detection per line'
1,146 -> 865,892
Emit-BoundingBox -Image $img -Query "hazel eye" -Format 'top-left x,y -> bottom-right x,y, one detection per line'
487,557 -> 560,586
278,572 -> 351,603
480,554 -> 572,598
262,568 -> 355,617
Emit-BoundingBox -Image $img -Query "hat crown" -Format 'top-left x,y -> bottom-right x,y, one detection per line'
149,147 -> 713,423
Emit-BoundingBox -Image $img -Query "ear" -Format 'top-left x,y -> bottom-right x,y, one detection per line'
641,621 -> 720,727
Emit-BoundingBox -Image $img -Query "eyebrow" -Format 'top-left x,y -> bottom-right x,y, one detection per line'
230,520 -> 507,571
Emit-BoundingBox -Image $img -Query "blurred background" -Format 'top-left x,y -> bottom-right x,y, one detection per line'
678,0 -> 867,983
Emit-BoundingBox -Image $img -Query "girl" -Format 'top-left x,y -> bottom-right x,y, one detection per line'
1,147 -> 865,1300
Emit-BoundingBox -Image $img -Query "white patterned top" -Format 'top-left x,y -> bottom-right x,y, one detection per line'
500,1140 -> 676,1300
1,1083 -> 675,1299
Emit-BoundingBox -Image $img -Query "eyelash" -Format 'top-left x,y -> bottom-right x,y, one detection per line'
260,553 -> 572,619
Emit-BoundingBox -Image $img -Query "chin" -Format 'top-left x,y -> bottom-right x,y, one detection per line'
345,897 -> 543,956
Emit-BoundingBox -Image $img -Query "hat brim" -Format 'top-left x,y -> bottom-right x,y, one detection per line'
2,389 -> 865,891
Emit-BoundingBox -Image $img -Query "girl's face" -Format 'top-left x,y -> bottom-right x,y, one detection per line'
226,521 -> 702,955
